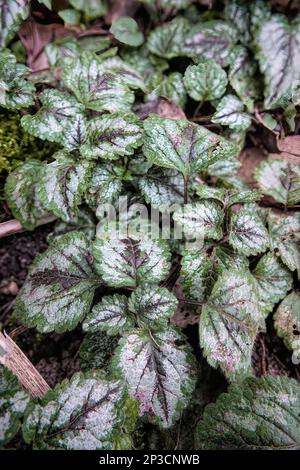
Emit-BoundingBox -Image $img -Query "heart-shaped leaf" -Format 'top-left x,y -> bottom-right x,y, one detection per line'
199,269 -> 265,380
110,17 -> 144,47
184,60 -> 228,102
113,328 -> 196,428
15,232 -> 98,333
195,375 -> 300,449
23,372 -> 138,450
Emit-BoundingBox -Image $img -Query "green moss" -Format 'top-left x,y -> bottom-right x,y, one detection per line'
0,110 -> 58,175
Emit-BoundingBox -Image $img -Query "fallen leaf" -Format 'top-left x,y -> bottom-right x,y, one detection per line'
277,135 -> 300,163
135,97 -> 186,120
238,147 -> 267,186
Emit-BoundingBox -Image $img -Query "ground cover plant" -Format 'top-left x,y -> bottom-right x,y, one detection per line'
0,0 -> 300,450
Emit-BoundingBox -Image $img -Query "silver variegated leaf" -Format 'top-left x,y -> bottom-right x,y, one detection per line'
268,212 -> 300,278
181,245 -> 248,303
199,269 -> 265,380
173,201 -> 224,241
47,208 -> 96,243
38,153 -> 91,222
63,52 -> 134,112
99,56 -> 146,92
147,72 -> 187,108
80,113 -> 143,160
85,163 -> 123,210
0,0 -> 29,47
138,169 -> 184,209
229,207 -> 269,256
229,47 -> 259,111
143,115 -> 239,177
15,232 -> 98,333
255,15 -> 300,108
255,160 -> 300,206
224,0 -> 251,45
147,17 -> 189,59
83,294 -> 132,336
93,234 -> 171,288
0,368 -> 30,445
252,252 -> 293,316
0,49 -> 35,109
128,285 -> 178,330
23,372 -> 137,450
274,292 -> 300,361
212,95 -> 252,131
113,328 -> 196,428
183,21 -> 238,66
62,115 -> 88,151
195,375 -> 300,449
21,89 -> 85,144
183,60 -> 228,102
5,160 -> 48,230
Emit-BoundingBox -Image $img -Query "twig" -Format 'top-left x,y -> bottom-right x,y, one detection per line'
259,335 -> 267,376
0,214 -> 56,239
0,331 -> 50,398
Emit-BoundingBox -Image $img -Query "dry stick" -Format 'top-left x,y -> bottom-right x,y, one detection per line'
0,214 -> 56,239
0,331 -> 51,398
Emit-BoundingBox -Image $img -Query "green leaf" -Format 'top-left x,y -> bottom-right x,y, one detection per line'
147,17 -> 189,60
255,160 -> 300,206
229,207 -> 269,256
110,17 -> 144,47
224,0 -> 251,45
113,328 -> 196,428
128,285 -> 178,330
268,212 -> 300,278
23,372 -> 138,450
15,232 -> 98,333
38,153 -> 91,222
85,163 -> 123,209
0,49 -> 35,109
195,375 -> 300,449
80,332 -> 119,372
47,208 -> 96,243
229,47 -> 259,111
138,169 -> 184,209
212,95 -> 252,131
83,294 -> 133,336
0,0 -> 29,47
274,292 -> 300,361
58,9 -> 81,25
93,234 -> 171,288
252,252 -> 293,316
80,113 -> 143,160
99,56 -> 146,92
183,20 -> 238,66
147,72 -> 186,107
83,286 -> 177,335
63,52 -> 134,112
199,269 -> 264,380
255,15 -> 300,108
69,0 -> 107,21
173,201 -> 224,241
181,245 -> 248,303
21,89 -> 85,144
143,115 -> 239,178
5,160 -> 48,230
183,60 -> 227,102
0,368 -> 30,446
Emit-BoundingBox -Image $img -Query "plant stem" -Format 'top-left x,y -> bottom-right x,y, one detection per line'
0,331 -> 50,398
0,215 -> 56,239
183,174 -> 189,204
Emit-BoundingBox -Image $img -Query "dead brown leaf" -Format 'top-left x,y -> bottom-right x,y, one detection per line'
237,147 -> 267,187
135,97 -> 186,120
276,135 -> 300,163
19,18 -> 76,72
